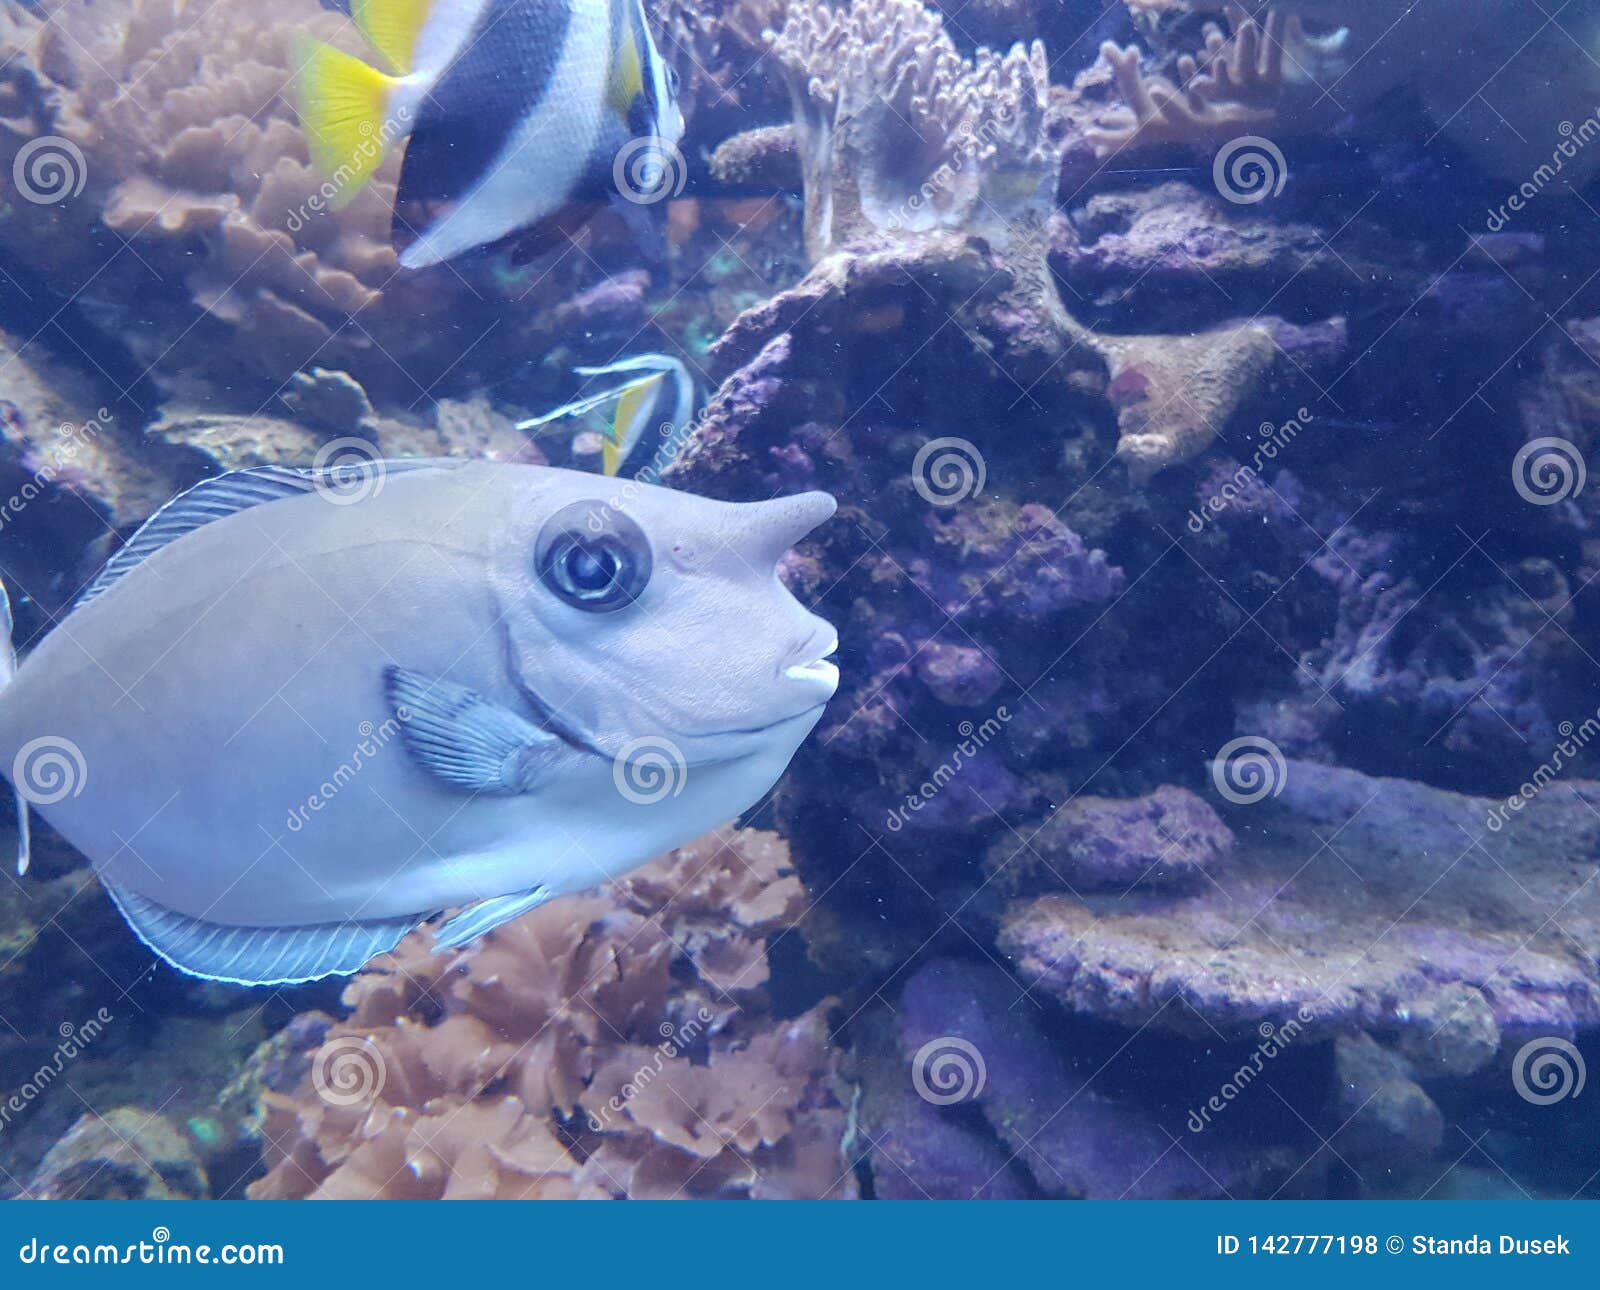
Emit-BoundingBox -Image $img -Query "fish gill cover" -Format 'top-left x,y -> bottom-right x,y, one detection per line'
0,0 -> 1596,1202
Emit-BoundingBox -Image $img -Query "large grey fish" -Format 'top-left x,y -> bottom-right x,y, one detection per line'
0,460 -> 837,985
295,0 -> 686,266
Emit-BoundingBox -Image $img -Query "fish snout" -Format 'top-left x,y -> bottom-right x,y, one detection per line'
739,491 -> 836,568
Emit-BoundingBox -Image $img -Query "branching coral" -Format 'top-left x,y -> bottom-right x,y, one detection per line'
1087,6 -> 1294,156
251,828 -> 857,1201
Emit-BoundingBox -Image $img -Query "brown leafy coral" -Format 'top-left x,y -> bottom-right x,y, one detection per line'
251,828 -> 857,1200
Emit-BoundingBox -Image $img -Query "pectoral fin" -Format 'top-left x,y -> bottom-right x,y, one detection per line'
385,666 -> 562,794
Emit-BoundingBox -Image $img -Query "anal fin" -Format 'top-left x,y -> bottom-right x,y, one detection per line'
101,878 -> 423,986
430,886 -> 552,951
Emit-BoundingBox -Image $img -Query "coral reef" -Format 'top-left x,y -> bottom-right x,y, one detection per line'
1001,762 -> 1600,1051
253,829 -> 857,1200
2,0 -> 1600,1209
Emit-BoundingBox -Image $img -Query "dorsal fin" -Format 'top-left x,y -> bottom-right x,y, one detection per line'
76,458 -> 467,609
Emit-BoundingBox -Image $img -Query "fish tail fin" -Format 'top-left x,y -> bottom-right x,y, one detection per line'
0,575 -> 27,878
350,0 -> 434,75
291,33 -> 401,208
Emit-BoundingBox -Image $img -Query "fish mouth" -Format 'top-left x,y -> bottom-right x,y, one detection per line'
782,624 -> 840,699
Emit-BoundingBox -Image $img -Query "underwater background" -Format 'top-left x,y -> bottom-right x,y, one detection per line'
0,0 -> 1599,1201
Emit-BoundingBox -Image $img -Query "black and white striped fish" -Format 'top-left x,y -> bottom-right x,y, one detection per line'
294,0 -> 685,267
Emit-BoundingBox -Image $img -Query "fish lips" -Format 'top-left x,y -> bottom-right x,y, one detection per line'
780,621 -> 840,708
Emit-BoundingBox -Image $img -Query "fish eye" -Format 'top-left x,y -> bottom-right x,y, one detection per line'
666,66 -> 681,95
535,502 -> 652,613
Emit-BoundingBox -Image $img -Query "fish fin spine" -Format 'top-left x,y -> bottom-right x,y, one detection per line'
350,0 -> 434,75
292,33 -> 400,207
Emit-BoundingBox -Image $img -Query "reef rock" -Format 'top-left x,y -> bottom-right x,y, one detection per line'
1001,761 -> 1600,1050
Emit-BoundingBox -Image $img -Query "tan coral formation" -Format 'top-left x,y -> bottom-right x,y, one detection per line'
1084,320 -> 1280,480
768,0 -> 1061,261
1087,6 -> 1297,156
251,828 -> 857,1201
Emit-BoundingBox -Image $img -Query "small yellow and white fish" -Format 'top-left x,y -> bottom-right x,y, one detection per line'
519,353 -> 696,476
295,0 -> 686,266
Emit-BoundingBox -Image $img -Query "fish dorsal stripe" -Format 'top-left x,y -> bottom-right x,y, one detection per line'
76,458 -> 467,609
351,0 -> 435,73
100,876 -> 424,986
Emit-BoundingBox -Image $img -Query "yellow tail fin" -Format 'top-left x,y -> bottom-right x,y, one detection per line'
351,0 -> 434,75
292,34 -> 398,208
605,373 -> 664,476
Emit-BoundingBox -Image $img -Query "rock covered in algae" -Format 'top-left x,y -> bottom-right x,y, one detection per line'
1000,762 -> 1600,1054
